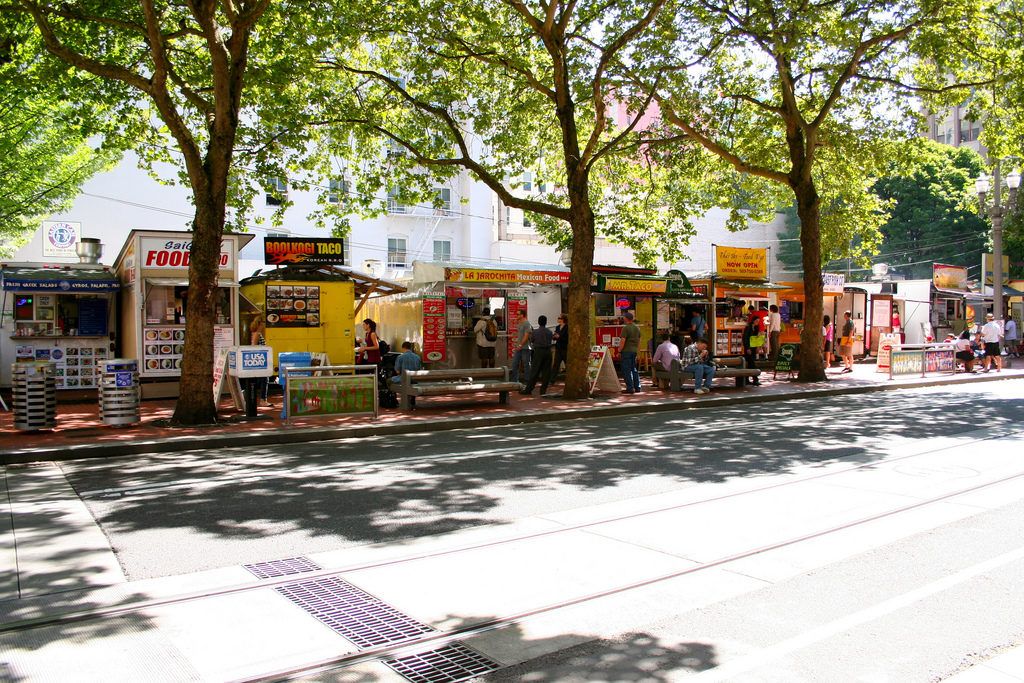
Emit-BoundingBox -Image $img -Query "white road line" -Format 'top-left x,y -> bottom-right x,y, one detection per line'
690,545 -> 1024,682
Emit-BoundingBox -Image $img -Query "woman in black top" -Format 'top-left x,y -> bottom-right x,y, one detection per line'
741,317 -> 761,385
551,314 -> 569,381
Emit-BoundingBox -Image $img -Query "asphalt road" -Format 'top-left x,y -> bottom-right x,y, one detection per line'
46,380 -> 1024,681
61,381 -> 1024,583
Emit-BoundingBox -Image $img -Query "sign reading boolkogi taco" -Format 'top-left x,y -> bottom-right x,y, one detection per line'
140,237 -> 234,270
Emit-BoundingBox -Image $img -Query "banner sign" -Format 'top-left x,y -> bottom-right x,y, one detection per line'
422,293 -> 447,362
286,375 -> 376,418
933,263 -> 969,290
264,237 -> 346,265
597,276 -> 669,294
42,221 -> 81,258
445,267 -> 570,284
140,237 -> 233,270
715,246 -> 768,280
822,272 -> 846,294
982,253 -> 1011,286
0,276 -> 119,292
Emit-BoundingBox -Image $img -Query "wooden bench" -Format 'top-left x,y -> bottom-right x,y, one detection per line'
398,367 -> 521,410
652,356 -> 761,391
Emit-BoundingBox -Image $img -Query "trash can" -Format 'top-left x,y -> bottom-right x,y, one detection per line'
99,359 -> 140,426
12,361 -> 57,431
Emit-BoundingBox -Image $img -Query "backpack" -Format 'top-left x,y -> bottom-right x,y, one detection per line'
378,338 -> 390,356
484,317 -> 498,342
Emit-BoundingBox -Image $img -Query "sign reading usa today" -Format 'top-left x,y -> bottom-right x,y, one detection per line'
227,346 -> 273,378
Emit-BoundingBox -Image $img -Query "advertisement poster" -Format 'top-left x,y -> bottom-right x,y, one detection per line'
890,350 -> 924,377
266,284 -> 321,327
774,343 -> 800,375
587,346 -> 621,394
925,348 -> 955,373
876,333 -> 901,372
42,221 -> 81,258
506,296 -> 527,358
715,246 -> 767,279
932,263 -> 969,290
422,294 -> 447,362
286,375 -> 376,418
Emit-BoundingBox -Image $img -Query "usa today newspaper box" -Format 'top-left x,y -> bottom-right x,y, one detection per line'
227,345 -> 272,417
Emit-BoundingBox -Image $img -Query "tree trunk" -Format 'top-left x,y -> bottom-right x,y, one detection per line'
171,154 -> 230,425
562,199 -> 597,400
793,179 -> 827,382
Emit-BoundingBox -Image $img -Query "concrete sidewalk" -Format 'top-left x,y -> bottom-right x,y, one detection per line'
2,363 -> 1023,463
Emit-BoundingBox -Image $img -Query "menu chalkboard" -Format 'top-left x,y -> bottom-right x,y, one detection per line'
774,343 -> 800,377
77,298 -> 108,336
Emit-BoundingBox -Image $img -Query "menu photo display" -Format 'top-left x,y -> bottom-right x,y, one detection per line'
265,285 -> 321,327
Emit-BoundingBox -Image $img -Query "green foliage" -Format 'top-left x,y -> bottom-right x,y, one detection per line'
872,139 -> 989,279
1004,205 -> 1024,279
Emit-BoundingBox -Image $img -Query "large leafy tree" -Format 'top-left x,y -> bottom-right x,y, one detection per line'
628,0 -> 974,380
873,139 -> 988,279
4,1 -> 318,424
317,0 -> 702,400
0,23 -> 116,250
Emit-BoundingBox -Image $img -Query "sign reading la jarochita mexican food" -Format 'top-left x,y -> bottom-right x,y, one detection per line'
264,237 -> 346,265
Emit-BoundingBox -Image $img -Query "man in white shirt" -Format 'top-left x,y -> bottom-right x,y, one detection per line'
651,333 -> 680,389
980,313 -> 1004,372
768,304 -> 782,361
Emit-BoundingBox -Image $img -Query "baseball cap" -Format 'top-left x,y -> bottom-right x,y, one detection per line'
624,312 -> 635,321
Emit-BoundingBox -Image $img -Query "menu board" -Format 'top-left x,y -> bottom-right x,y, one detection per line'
77,298 -> 108,336
422,294 -> 447,362
143,327 -> 186,374
506,296 -> 527,358
49,343 -> 109,388
266,284 -> 321,327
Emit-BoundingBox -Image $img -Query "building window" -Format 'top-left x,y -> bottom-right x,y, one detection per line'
387,237 -> 407,268
266,177 -> 288,206
434,187 -> 452,216
387,187 -> 406,214
328,179 -> 349,204
523,214 -> 532,229
433,240 -> 452,262
960,119 -> 981,143
522,171 -> 533,191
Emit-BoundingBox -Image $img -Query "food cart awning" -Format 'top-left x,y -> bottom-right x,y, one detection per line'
714,279 -> 789,291
1,266 -> 120,292
933,287 -> 973,298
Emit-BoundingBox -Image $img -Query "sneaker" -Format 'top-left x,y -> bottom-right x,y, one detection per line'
695,388 -> 708,395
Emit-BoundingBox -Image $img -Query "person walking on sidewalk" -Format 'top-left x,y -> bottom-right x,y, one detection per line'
521,315 -> 554,395
617,311 -> 642,393
681,337 -> 715,394
473,307 -> 497,368
822,314 -> 835,368
510,309 -> 532,384
741,318 -> 761,385
981,313 -> 1004,372
551,314 -> 569,382
838,311 -> 855,373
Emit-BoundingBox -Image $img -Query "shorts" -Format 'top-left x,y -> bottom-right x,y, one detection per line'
478,345 -> 495,360
955,350 -> 974,362
984,342 -> 1000,357
823,339 -> 833,353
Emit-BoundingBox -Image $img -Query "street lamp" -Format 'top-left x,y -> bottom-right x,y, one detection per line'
976,163 -> 1020,326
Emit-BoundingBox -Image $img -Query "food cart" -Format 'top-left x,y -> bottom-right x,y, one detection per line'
590,268 -> 671,363
112,229 -> 253,398
775,273 -> 847,348
364,261 -> 570,368
1,262 -> 119,392
239,261 -> 406,367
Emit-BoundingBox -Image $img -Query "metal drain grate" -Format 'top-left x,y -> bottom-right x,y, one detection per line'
276,577 -> 434,648
384,643 -> 501,683
243,556 -> 321,579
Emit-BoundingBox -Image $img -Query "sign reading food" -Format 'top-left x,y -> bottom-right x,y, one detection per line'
715,245 -> 768,280
265,284 -> 321,327
140,237 -> 233,270
264,237 -> 347,265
